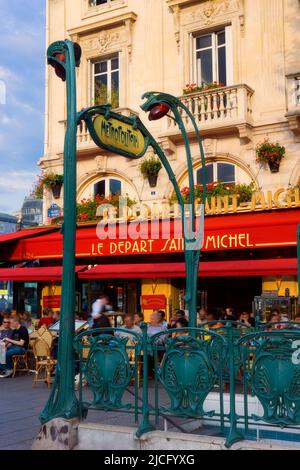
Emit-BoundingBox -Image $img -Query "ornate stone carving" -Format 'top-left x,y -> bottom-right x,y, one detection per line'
186,0 -> 239,26
203,138 -> 217,157
82,31 -> 120,54
95,156 -> 108,172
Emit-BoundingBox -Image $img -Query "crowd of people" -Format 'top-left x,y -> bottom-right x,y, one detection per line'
1,297 -> 300,379
0,308 -> 59,378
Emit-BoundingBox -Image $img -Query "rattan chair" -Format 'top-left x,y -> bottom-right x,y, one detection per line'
32,338 -> 57,388
12,352 -> 30,377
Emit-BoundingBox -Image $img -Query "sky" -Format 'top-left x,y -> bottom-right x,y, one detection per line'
0,0 -> 45,214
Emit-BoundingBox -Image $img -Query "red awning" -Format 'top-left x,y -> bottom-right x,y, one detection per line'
0,209 -> 299,262
0,266 -> 86,281
78,259 -> 297,279
0,227 -> 57,244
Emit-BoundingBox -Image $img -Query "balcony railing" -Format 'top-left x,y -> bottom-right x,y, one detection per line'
164,84 -> 254,140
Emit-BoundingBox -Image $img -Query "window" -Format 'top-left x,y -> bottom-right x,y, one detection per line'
93,56 -> 120,108
89,0 -> 114,6
197,163 -> 235,185
94,178 -> 122,197
194,27 -> 232,86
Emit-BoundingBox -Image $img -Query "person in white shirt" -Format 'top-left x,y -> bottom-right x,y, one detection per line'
116,314 -> 142,340
147,310 -> 167,341
91,295 -> 112,329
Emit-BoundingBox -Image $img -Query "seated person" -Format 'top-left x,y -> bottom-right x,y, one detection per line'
205,312 -> 223,329
169,309 -> 186,329
38,308 -> 55,329
239,311 -> 255,328
21,312 -> 33,331
0,317 -> 12,340
158,310 -> 168,329
147,311 -> 167,346
116,314 -> 142,340
269,309 -> 283,329
134,312 -> 144,327
294,314 -> 300,328
0,315 -> 29,378
197,308 -> 207,326
172,317 -> 189,338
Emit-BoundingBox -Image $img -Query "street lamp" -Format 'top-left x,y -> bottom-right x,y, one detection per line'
140,92 -> 207,328
40,40 -> 82,423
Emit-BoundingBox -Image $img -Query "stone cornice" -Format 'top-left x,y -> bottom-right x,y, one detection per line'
68,11 -> 137,40
166,0 -> 201,10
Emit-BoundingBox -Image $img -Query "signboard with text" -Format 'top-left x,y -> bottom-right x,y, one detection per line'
85,109 -> 149,159
48,204 -> 62,220
2,209 -> 299,261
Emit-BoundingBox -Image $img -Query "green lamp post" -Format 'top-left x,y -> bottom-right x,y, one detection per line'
139,92 -> 207,328
40,39 -> 82,423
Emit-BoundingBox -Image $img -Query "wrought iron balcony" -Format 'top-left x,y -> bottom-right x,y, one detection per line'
162,84 -> 254,144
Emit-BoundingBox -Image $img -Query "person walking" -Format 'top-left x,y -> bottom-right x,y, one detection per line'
91,295 -> 112,331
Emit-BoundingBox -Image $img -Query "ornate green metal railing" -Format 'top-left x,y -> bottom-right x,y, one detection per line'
73,322 -> 300,448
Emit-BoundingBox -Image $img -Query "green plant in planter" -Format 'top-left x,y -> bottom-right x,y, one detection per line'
256,139 -> 285,173
40,173 -> 64,199
77,193 -> 136,223
172,181 -> 256,205
140,156 -> 162,187
41,173 -> 64,187
31,176 -> 44,199
183,81 -> 225,95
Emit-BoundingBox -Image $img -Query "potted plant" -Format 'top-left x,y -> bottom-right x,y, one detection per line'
41,173 -> 64,199
256,140 -> 285,173
31,176 -> 44,200
183,81 -> 225,95
140,156 -> 162,187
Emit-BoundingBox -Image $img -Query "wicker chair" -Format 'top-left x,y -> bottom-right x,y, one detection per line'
12,352 -> 30,377
32,339 -> 57,388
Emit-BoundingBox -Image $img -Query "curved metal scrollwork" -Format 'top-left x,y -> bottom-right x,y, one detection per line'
240,332 -> 300,426
156,332 -> 224,416
83,334 -> 134,410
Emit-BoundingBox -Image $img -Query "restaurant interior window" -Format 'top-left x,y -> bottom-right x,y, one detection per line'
197,162 -> 235,185
194,27 -> 232,86
93,55 -> 119,108
94,178 -> 122,197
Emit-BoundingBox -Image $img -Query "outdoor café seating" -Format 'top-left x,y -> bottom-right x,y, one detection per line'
12,352 -> 30,378
32,337 -> 57,388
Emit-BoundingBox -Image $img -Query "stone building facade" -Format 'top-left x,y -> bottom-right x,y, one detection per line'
38,0 -> 300,317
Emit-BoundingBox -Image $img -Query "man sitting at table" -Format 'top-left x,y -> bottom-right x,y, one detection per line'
0,315 -> 29,378
116,314 -> 142,340
0,316 -> 13,341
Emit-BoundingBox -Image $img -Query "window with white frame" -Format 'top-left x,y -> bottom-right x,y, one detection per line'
92,55 -> 120,108
94,178 -> 122,197
193,27 -> 232,86
196,162 -> 235,185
